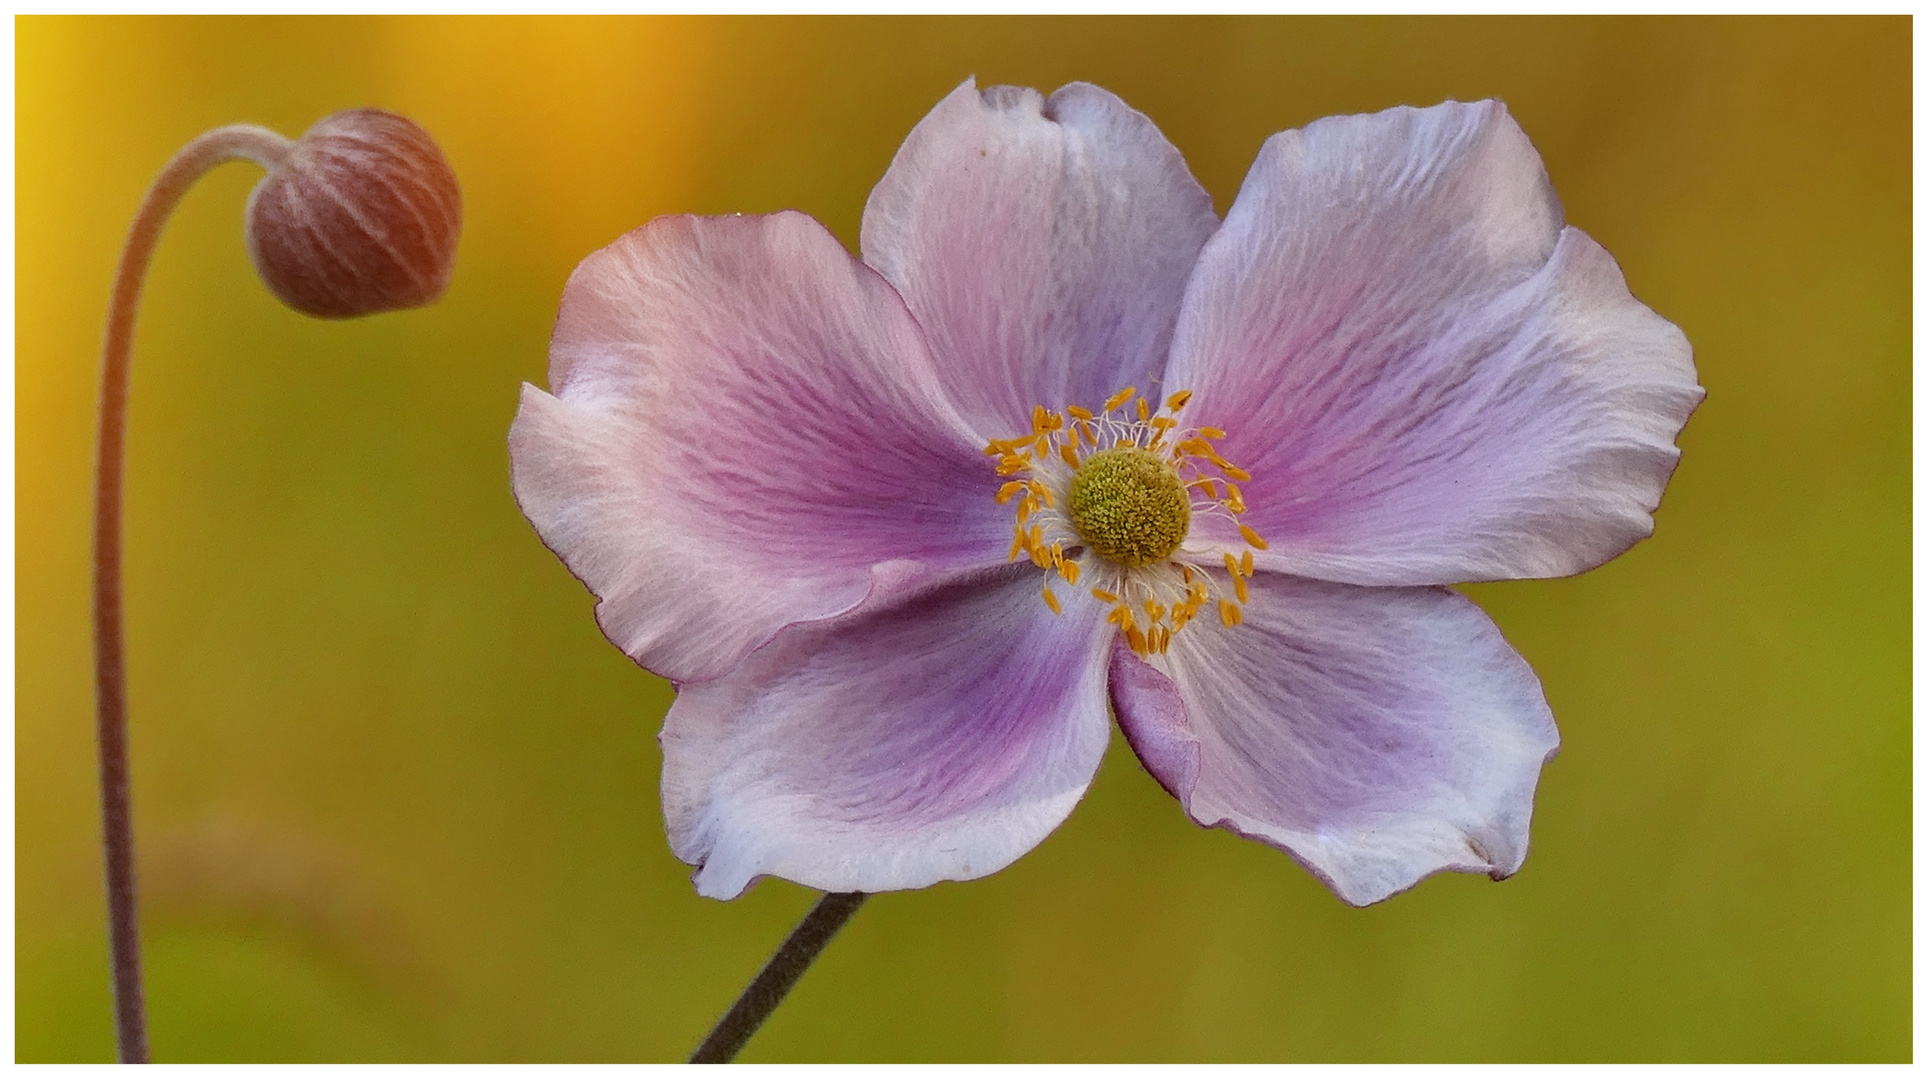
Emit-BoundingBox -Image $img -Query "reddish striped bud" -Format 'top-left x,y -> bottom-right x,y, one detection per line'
245,108 -> 461,319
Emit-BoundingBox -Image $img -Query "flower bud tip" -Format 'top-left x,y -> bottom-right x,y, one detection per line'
245,108 -> 461,319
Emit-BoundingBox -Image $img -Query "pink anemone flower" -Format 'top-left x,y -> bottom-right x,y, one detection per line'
509,80 -> 1702,906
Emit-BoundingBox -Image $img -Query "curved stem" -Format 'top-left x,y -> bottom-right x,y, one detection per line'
94,123 -> 291,1064
690,892 -> 867,1064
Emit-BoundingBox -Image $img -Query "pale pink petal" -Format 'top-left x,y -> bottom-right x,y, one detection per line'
862,78 -> 1218,437
1166,100 -> 1703,585
1112,571 -> 1558,907
510,212 -> 1010,685
663,568 -> 1115,899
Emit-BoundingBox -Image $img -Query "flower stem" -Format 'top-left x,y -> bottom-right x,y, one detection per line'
94,124 -> 292,1064
689,891 -> 868,1063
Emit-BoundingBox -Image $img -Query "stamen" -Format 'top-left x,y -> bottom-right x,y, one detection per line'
989,383 -> 1265,656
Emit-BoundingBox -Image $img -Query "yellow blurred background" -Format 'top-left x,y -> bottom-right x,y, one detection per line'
16,16 -> 1908,1061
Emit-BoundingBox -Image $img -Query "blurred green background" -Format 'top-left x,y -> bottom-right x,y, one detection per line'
16,15 -> 1909,1062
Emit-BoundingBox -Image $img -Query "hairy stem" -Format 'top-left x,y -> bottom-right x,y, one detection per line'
689,892 -> 868,1063
95,123 -> 292,1064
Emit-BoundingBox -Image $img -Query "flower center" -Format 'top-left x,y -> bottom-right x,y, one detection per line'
1067,448 -> 1190,566
982,386 -> 1266,658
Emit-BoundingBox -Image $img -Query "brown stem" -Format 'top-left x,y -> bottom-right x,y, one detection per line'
94,123 -> 291,1064
689,892 -> 868,1063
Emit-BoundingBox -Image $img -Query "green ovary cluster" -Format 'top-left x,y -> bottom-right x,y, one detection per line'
1066,448 -> 1191,566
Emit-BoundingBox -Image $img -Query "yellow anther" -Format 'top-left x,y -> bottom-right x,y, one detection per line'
992,385 -> 1261,643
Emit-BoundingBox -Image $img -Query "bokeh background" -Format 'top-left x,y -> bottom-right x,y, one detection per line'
16,16 -> 1909,1062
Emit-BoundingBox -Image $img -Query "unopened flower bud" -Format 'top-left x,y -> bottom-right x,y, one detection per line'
245,108 -> 461,319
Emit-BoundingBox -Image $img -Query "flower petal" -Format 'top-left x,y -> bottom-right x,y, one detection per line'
664,567 -> 1115,899
510,212 -> 1010,685
1166,100 -> 1703,585
861,78 -> 1218,436
1111,571 -> 1558,907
